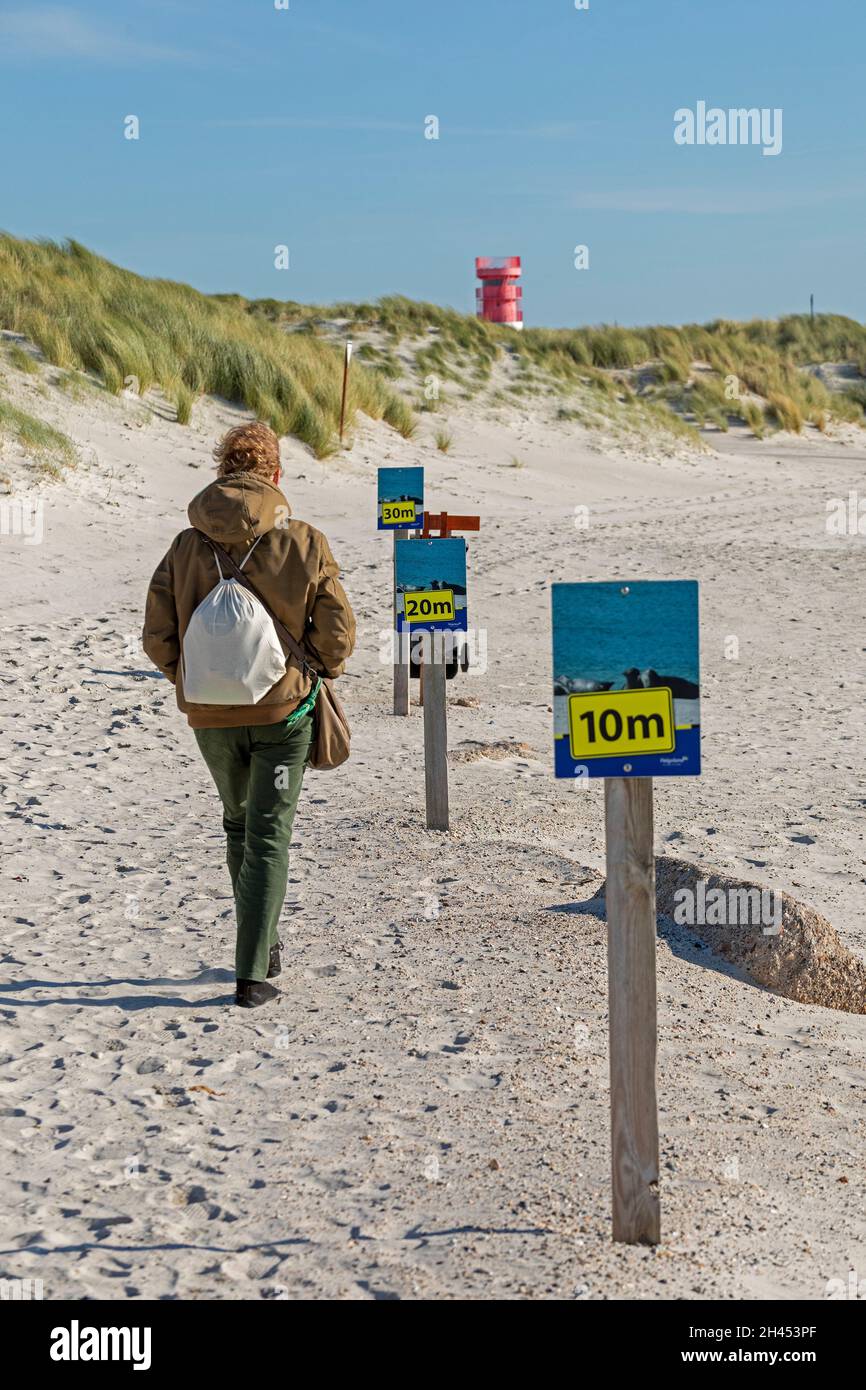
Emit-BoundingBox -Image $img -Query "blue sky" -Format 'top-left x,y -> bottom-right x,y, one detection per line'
1,0 -> 863,327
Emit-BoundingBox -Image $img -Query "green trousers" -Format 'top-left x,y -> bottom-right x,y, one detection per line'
194,712 -> 314,981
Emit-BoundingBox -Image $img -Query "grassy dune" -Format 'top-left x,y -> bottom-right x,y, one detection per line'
0,235 -> 414,456
245,292 -> 866,438
1,235 -> 863,455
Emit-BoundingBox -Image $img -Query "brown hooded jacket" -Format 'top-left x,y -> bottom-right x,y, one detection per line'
142,473 -> 355,728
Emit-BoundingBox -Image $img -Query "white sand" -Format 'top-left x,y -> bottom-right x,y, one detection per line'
1,355 -> 864,1300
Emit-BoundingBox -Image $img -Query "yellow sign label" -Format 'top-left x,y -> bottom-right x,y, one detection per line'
568,687 -> 675,759
382,499 -> 417,526
403,587 -> 456,623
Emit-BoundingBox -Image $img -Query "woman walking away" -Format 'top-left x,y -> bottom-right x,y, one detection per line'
142,423 -> 356,1008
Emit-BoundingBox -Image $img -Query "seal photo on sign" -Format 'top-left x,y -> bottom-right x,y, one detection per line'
554,675 -> 614,695
644,668 -> 700,700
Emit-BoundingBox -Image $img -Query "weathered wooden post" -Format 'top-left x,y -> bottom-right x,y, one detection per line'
423,631 -> 449,829
393,529 -> 410,715
416,512 -> 480,713
377,466 -> 425,717
395,534 -> 469,831
604,776 -> 660,1244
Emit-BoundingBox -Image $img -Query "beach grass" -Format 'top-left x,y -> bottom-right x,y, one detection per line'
243,292 -> 866,440
0,234 -> 414,457
0,395 -> 77,474
5,342 -> 40,375
3,234 -> 864,450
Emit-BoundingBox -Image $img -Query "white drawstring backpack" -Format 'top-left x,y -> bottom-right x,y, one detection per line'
181,536 -> 287,704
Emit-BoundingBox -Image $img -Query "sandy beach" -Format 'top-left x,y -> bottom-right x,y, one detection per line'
1,351 -> 864,1301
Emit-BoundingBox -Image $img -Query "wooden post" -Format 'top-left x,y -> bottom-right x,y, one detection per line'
339,340 -> 352,444
604,776 -> 660,1245
422,631 -> 449,830
393,529 -> 410,715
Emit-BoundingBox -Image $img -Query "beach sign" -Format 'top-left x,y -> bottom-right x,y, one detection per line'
552,580 -> 700,779
394,536 -> 469,832
551,579 -> 701,1244
382,467 -> 425,714
395,536 -> 468,634
378,466 -> 424,531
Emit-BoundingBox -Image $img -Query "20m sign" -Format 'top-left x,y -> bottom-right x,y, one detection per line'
568,688 -> 675,760
403,588 -> 456,624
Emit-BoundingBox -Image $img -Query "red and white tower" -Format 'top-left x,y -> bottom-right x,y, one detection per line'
475,256 -> 523,330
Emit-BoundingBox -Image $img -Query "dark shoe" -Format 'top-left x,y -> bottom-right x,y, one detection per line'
267,941 -> 282,979
235,979 -> 280,1009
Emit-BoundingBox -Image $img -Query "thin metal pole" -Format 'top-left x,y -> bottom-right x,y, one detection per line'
339,340 -> 352,444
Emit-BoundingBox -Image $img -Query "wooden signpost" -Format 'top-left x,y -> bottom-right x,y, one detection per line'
380,474 -> 480,828
377,467 -> 425,716
416,511 -> 480,710
395,535 -> 469,831
392,528 -> 410,716
551,580 -> 701,1244
422,630 -> 449,829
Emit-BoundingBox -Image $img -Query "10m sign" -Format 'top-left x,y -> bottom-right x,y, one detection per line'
568,688 -> 675,759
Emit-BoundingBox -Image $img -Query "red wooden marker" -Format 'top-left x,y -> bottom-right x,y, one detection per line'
420,512 -> 480,538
